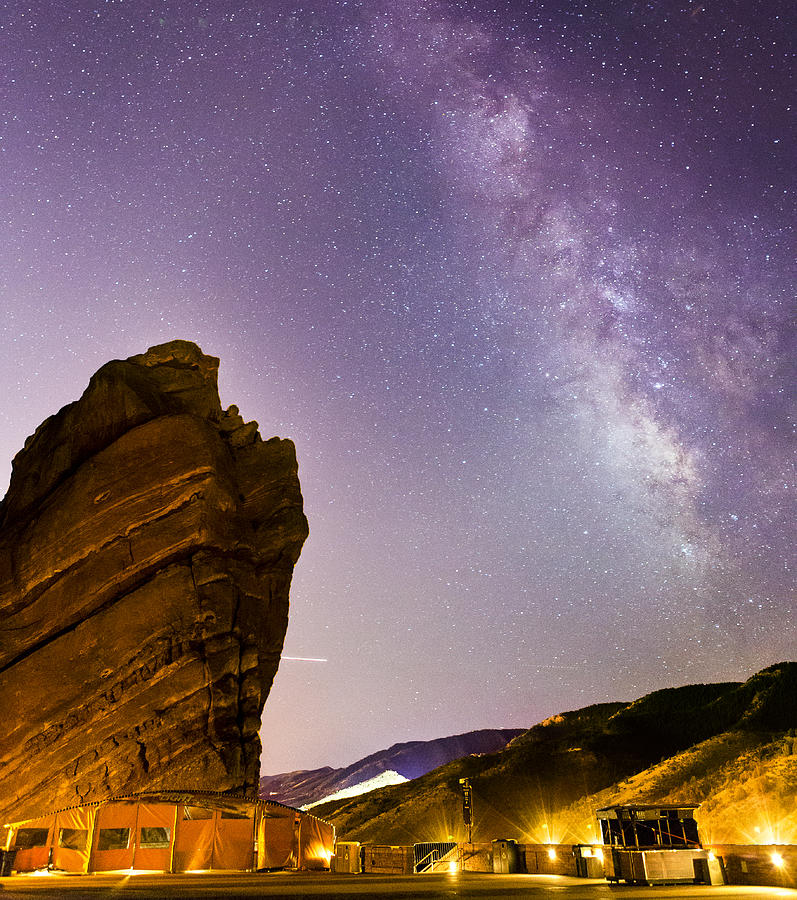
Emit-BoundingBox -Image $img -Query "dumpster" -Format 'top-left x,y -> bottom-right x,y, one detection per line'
492,839 -> 518,874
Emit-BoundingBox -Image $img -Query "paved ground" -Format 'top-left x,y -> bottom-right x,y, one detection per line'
0,873 -> 795,899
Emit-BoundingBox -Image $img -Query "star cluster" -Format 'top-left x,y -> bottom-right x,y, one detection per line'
1,0 -> 793,772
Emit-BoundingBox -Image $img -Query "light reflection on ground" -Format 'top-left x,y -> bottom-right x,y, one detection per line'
0,873 -> 795,899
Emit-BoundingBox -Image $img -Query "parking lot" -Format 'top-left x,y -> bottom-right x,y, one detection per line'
0,872 -> 795,899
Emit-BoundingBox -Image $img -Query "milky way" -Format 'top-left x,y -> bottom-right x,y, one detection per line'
2,0 -> 793,772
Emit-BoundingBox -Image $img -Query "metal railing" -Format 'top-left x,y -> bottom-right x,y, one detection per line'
415,848 -> 439,874
413,842 -> 459,874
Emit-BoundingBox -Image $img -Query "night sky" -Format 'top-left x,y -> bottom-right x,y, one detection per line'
2,0 -> 794,775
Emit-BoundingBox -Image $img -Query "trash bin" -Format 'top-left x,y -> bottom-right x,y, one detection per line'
0,848 -> 18,877
492,839 -> 518,874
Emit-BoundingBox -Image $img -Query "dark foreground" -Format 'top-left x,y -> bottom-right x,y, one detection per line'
0,873 -> 795,899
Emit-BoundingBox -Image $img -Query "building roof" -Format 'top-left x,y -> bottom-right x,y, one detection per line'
596,804 -> 700,816
3,788 -> 331,830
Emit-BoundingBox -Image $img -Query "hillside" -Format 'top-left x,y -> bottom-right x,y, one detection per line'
259,728 -> 523,808
313,662 -> 797,845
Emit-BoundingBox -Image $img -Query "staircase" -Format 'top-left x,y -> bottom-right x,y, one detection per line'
413,841 -> 459,873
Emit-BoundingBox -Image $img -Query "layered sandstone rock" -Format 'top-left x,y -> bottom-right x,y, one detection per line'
0,341 -> 308,823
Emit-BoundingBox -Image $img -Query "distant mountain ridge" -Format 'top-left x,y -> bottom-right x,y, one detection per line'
304,770 -> 409,809
311,662 -> 797,846
259,728 -> 524,808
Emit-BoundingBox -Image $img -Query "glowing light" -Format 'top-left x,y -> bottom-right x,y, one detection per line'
530,819 -> 563,845
771,853 -> 784,868
594,847 -> 604,862
708,851 -> 716,862
448,861 -> 458,873
738,817 -> 794,846
705,788 -> 797,845
547,847 -> 556,860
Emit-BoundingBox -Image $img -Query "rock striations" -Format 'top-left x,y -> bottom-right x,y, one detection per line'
0,341 -> 308,823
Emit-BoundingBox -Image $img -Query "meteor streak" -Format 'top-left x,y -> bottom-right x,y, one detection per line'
282,656 -> 328,662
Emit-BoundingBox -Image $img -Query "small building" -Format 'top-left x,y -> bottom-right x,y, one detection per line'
1,789 -> 333,875
597,804 -> 708,885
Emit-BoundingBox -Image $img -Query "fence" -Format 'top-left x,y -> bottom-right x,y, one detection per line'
357,840 -> 795,887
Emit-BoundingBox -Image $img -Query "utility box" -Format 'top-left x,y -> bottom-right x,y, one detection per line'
694,855 -> 726,885
492,839 -> 518,874
574,845 -> 605,877
0,849 -> 17,877
333,841 -> 361,874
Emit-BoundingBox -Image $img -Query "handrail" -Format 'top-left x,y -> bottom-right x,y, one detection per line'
415,848 -> 439,872
417,845 -> 462,873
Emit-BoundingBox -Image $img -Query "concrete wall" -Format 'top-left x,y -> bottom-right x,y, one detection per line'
359,841 -> 579,875
451,841 -> 580,875
359,844 -> 414,875
709,844 -> 795,889
520,843 -> 579,876
459,843 -> 493,872
356,841 -> 795,887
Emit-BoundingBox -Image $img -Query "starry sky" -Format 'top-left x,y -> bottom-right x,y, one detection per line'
2,0 -> 794,775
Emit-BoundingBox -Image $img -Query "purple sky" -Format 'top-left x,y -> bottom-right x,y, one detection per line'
2,0 -> 794,775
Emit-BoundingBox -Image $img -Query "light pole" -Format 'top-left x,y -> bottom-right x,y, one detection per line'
459,778 -> 473,844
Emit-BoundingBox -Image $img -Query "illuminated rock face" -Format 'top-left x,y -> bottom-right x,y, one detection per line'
0,341 -> 308,823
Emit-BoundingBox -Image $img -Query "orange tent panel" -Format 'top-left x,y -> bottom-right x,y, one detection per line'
257,809 -> 296,870
9,815 -> 55,872
213,809 -> 255,871
90,801 -> 137,871
52,806 -> 96,873
299,814 -> 334,870
132,803 -> 175,872
173,804 -> 214,872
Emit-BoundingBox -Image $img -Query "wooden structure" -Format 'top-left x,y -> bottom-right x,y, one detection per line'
597,804 -> 708,885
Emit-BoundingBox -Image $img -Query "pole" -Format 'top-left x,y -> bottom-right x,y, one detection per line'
459,778 -> 472,844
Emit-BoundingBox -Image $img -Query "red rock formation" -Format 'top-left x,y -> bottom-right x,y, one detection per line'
0,341 -> 308,823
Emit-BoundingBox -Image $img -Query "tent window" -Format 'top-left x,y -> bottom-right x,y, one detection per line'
97,828 -> 131,851
221,810 -> 252,819
58,828 -> 88,851
140,827 -> 171,848
14,828 -> 50,849
183,806 -> 213,820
